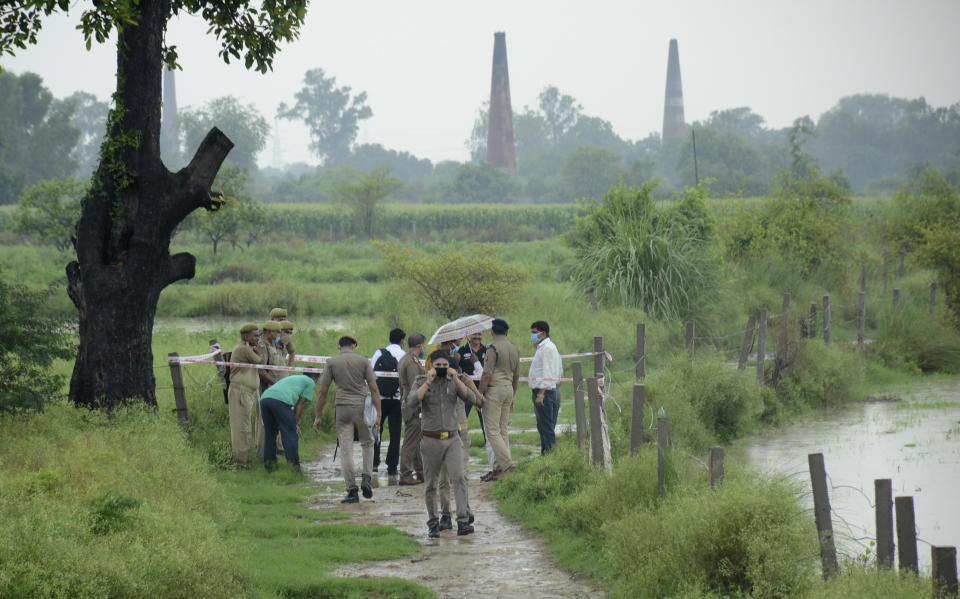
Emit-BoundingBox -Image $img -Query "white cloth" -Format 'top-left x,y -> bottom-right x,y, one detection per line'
528,337 -> 562,390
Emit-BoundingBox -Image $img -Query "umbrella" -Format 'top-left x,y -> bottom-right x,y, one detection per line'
428,314 -> 494,345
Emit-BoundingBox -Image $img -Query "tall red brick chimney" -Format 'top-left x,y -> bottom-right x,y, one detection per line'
485,32 -> 517,174
662,38 -> 687,141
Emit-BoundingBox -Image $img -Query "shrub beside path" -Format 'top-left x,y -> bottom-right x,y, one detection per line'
305,440 -> 604,599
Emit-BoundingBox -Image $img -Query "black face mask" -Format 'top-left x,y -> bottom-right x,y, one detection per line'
434,367 -> 448,379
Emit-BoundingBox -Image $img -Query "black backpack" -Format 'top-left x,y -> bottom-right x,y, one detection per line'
374,348 -> 400,398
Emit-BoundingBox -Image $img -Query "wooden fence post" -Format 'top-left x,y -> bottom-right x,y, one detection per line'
897,250 -> 905,279
657,417 -> 671,499
875,478 -> 894,569
860,263 -> 867,293
882,248 -> 889,293
168,352 -> 191,433
777,293 -> 791,363
328,223 -> 334,242
932,546 -> 958,599
685,321 -> 695,360
858,291 -> 866,348
594,336 -> 605,381
636,323 -> 646,380
757,308 -> 768,383
808,453 -> 839,579
895,496 -> 919,574
737,315 -> 757,370
588,290 -> 599,311
708,446 -> 724,489
893,287 -> 901,307
931,282 -> 938,317
807,302 -> 817,339
587,377 -> 610,471
822,295 -> 831,346
630,384 -> 645,454
572,362 -> 588,452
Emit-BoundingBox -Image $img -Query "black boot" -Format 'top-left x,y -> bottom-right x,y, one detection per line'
457,521 -> 475,536
341,487 -> 359,503
468,511 -> 475,525
427,524 -> 441,539
361,474 -> 373,499
438,515 -> 452,531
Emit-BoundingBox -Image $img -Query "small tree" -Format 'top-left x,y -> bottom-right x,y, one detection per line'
183,166 -> 264,254
336,167 -> 402,238
375,242 -> 528,319
12,177 -> 86,251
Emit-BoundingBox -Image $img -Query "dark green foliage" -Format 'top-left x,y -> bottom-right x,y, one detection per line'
11,177 -> 85,251
770,339 -> 866,413
0,269 -> 74,413
88,490 -> 141,535
872,300 -> 960,373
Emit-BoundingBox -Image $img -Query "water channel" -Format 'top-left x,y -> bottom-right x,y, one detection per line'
737,379 -> 960,572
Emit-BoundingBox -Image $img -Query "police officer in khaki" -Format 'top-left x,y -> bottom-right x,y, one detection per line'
477,318 -> 520,480
256,321 -> 287,459
313,335 -> 382,503
398,333 -> 426,485
437,353 -> 481,530
228,323 -> 264,468
279,320 -> 296,366
411,350 -> 477,537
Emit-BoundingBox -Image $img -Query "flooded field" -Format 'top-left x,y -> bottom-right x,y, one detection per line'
154,316 -> 348,334
739,380 -> 960,572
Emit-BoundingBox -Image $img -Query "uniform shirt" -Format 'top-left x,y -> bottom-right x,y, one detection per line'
257,338 -> 288,381
409,374 -> 475,432
528,337 -> 562,390
317,347 -> 376,407
280,335 -> 296,362
398,352 -> 425,407
370,343 -> 406,400
229,342 -> 263,389
456,343 -> 486,377
485,337 -> 520,388
261,374 -> 314,407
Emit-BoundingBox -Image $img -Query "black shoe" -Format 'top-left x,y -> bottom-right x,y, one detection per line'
387,467 -> 398,476
457,521 -> 474,536
438,515 -> 452,531
341,488 -> 359,504
361,474 -> 373,499
427,525 -> 441,539
468,512 -> 475,525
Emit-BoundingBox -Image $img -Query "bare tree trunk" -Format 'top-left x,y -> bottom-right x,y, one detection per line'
66,0 -> 232,409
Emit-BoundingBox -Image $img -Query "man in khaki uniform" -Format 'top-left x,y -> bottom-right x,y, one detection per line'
478,318 -> 520,479
438,354 -> 481,530
279,320 -> 296,366
256,321 -> 286,459
397,333 -> 426,485
228,323 -> 263,468
410,350 -> 478,537
313,335 -> 382,503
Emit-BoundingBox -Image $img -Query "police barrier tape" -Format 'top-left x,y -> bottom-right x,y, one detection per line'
291,349 -> 613,365
168,352 -> 597,385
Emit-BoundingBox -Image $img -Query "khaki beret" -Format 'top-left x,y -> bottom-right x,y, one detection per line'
262,321 -> 282,332
240,323 -> 258,334
280,320 -> 295,331
269,308 -> 287,319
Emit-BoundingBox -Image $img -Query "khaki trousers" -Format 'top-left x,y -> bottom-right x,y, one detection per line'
335,403 -> 374,489
483,385 -> 514,472
399,402 -> 423,478
228,384 -> 258,465
421,436 -> 468,526
439,428 -> 472,517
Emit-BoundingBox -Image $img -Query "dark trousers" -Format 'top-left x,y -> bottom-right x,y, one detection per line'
260,397 -> 300,467
374,398 -> 402,472
533,388 -> 560,455
464,402 -> 485,439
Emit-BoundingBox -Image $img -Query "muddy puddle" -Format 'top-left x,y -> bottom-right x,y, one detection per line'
738,380 -> 960,571
304,434 -> 604,598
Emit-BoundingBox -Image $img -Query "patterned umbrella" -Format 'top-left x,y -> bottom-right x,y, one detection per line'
428,314 -> 494,345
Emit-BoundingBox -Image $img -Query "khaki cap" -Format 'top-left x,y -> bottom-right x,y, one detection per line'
240,323 -> 259,334
269,308 -> 287,319
262,321 -> 282,332
280,320 -> 295,331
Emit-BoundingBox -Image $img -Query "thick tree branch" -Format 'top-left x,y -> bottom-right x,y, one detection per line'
164,127 -> 234,232
164,252 -> 196,287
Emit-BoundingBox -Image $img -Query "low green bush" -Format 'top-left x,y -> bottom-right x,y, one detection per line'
770,338 -> 866,414
872,299 -> 960,373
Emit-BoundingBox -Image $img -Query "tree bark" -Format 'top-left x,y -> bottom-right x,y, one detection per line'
67,0 -> 233,409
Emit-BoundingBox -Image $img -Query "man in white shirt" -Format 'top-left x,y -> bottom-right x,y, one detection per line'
370,328 -> 407,476
528,320 -> 563,455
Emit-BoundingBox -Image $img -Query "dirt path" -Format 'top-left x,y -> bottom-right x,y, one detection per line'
304,435 -> 604,599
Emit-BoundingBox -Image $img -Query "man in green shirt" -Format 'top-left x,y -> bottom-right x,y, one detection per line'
260,373 -> 318,471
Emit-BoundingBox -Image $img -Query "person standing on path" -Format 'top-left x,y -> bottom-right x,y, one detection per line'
528,320 -> 563,455
227,323 -> 263,468
437,353 -> 481,530
313,335 -> 382,504
398,333 -> 426,485
260,373 -> 318,472
411,350 -> 477,538
478,318 -> 520,480
370,328 -> 406,476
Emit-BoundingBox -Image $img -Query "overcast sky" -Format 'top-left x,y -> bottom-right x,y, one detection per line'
5,0 -> 960,168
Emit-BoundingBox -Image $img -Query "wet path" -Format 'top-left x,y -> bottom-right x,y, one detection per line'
304,438 -> 604,599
